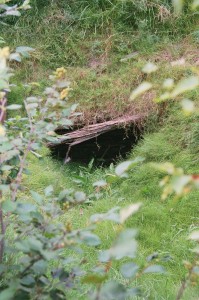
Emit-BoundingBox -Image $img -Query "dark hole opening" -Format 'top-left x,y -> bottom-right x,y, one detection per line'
50,125 -> 141,166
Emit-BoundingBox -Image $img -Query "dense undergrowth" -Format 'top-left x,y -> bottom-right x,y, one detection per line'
1,0 -> 199,299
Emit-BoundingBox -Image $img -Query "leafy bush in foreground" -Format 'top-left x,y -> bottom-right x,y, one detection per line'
0,1 -> 199,299
0,39 -> 166,300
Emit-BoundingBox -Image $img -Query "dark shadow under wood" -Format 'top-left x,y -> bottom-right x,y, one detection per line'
48,114 -> 144,166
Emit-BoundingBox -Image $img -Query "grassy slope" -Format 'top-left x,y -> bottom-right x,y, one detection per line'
1,2 -> 199,299
25,106 -> 199,299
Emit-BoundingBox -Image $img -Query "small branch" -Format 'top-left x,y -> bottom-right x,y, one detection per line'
176,257 -> 198,300
21,255 -> 41,277
0,201 -> 6,262
11,139 -> 33,201
11,101 -> 35,201
176,279 -> 187,300
0,93 -> 7,262
0,97 -> 7,124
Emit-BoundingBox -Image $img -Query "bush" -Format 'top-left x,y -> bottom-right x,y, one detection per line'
0,1 -> 199,299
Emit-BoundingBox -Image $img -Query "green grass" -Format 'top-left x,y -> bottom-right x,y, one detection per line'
22,105 -> 199,299
1,1 -> 199,299
1,1 -> 198,125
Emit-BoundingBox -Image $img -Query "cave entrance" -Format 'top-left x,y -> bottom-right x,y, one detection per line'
48,115 -> 144,166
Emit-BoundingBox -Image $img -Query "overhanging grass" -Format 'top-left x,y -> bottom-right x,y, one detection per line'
2,0 -> 198,123
7,38 -> 199,125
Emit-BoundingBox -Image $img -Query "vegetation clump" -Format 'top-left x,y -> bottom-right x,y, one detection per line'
0,1 -> 199,299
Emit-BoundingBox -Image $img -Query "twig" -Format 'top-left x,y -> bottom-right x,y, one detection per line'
0,200 -> 6,262
11,138 -> 33,201
176,257 -> 198,300
11,100 -> 35,201
0,96 -> 7,124
21,255 -> 41,277
176,273 -> 191,300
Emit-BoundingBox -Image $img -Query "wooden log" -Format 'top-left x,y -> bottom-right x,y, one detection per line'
48,114 -> 145,163
48,114 -> 145,147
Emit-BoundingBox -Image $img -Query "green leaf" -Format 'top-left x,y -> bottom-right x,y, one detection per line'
6,104 -> 22,110
15,240 -> 30,253
99,230 -> 137,262
1,165 -> 13,171
44,185 -> 53,197
171,76 -> 199,97
58,189 -> 70,201
82,274 -> 108,284
32,260 -> 47,274
0,281 -> 19,300
9,52 -> 21,62
16,203 -> 37,214
40,250 -> 56,260
74,191 -> 86,202
0,264 -> 6,275
93,180 -> 107,187
106,173 -> 118,184
28,237 -> 43,252
189,230 -> 199,241
193,266 -> 199,274
120,262 -> 139,278
163,78 -> 174,90
172,175 -> 191,195
0,288 -> 16,300
0,185 -> 10,192
144,265 -> 165,274
115,161 -> 132,177
20,275 -> 35,286
80,231 -> 101,246
181,99 -> 195,115
100,281 -> 127,300
172,0 -> 184,14
0,37 -> 5,44
127,287 -> 141,297
26,103 -> 38,110
20,0 -> 31,10
109,230 -> 137,260
0,142 -> 13,152
30,211 -> 44,223
98,250 -> 111,262
192,246 -> 199,254
130,82 -> 152,101
0,79 -> 8,89
90,207 -> 120,224
30,191 -> 43,204
115,157 -> 144,177
192,0 -> 199,9
120,203 -> 142,223
142,62 -> 158,74
15,46 -> 34,58
5,10 -> 21,17
16,237 -> 43,253
2,200 -> 16,213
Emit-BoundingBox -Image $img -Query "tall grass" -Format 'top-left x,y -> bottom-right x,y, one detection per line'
6,0 -> 197,34
28,0 -> 196,34
1,0 -> 197,72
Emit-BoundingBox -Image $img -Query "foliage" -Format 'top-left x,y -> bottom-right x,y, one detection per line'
0,0 -> 30,17
0,41 -> 166,300
0,0 -> 199,299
